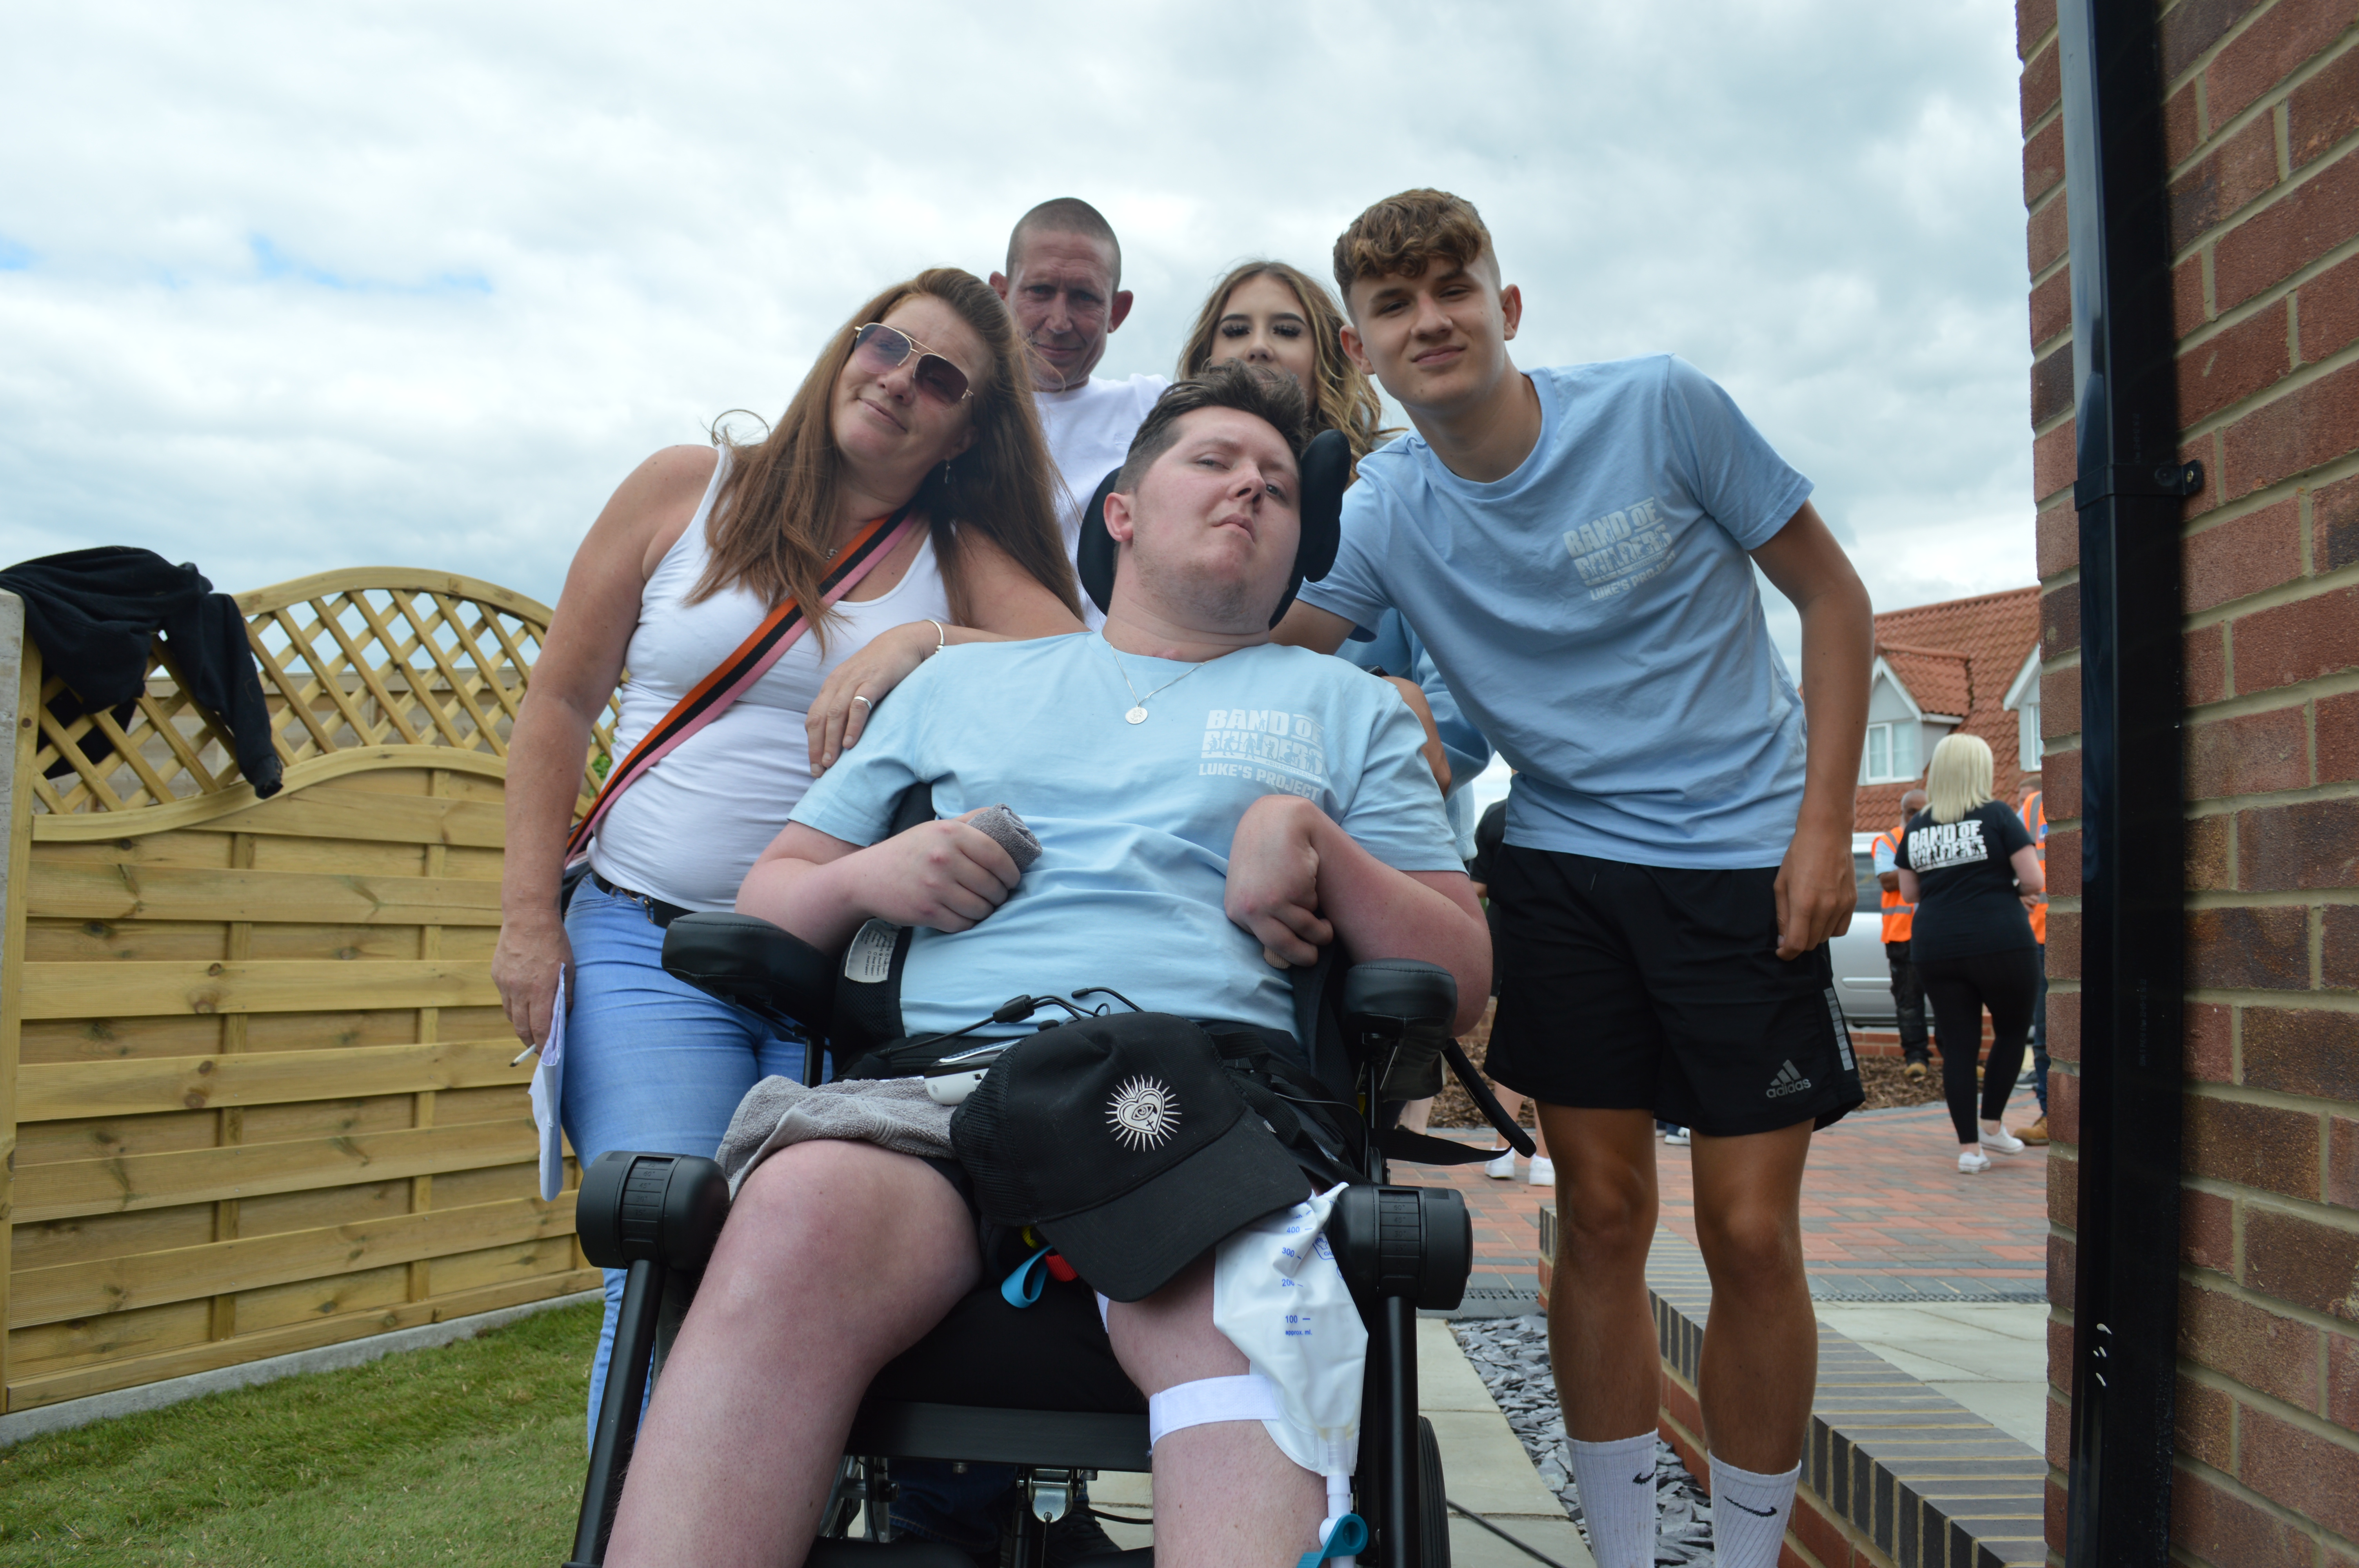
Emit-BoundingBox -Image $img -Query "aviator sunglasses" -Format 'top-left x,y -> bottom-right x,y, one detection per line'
850,322 -> 974,405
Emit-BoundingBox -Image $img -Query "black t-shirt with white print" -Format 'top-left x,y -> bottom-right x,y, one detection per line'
1895,802 -> 2037,963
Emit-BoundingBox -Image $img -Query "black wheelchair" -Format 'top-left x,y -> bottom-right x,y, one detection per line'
560,799 -> 1534,1568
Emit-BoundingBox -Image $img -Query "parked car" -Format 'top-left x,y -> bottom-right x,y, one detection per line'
1828,831 -> 1898,1027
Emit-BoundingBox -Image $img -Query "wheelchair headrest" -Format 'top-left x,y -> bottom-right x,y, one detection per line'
1078,427 -> 1350,628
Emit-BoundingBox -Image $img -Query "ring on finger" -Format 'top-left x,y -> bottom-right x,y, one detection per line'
852,694 -> 873,710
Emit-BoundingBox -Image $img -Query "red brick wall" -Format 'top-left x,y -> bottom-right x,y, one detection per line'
2022,0 -> 2359,1561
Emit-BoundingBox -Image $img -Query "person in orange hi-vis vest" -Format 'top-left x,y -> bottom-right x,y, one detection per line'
2017,781 -> 2049,1145
1872,788 -> 1931,1075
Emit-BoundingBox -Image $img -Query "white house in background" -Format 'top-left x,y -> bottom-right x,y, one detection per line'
2002,646 -> 2043,776
1852,585 -> 2043,832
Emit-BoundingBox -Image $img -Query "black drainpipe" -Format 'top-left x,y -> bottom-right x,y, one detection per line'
2056,1 -> 2203,1563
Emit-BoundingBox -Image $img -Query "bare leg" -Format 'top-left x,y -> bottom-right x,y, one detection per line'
1688,1120 -> 1816,1471
605,1142 -> 980,1568
1492,1086 -> 1548,1156
1107,1253 -> 1325,1567
1534,1106 -> 1661,1441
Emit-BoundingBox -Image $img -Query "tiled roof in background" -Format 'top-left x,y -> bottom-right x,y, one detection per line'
1854,585 -> 2041,833
1880,644 -> 1973,717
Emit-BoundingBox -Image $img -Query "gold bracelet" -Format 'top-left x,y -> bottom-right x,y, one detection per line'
927,619 -> 947,657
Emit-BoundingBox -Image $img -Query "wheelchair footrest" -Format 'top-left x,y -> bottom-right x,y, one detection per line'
809,1539 -> 994,1568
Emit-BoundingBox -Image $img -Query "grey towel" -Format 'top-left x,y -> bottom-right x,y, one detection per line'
969,804 -> 1041,871
716,1076 -> 956,1194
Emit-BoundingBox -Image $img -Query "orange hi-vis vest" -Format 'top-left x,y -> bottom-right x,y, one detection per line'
1873,822 -> 1914,943
2021,790 -> 2048,943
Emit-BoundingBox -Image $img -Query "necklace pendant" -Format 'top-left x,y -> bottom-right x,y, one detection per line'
1124,706 -> 1149,725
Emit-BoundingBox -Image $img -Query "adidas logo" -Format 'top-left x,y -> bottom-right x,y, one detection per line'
1766,1059 -> 1813,1098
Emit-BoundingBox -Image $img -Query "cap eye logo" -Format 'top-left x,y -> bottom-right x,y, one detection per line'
1107,1076 -> 1180,1151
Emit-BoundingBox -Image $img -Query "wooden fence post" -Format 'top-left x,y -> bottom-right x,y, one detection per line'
0,588 -> 28,1410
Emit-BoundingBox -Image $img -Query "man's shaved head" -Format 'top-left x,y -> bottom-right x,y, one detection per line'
1901,789 -> 1928,814
1007,197 -> 1121,287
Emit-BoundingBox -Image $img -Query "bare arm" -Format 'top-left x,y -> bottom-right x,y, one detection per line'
2011,844 -> 2045,896
1381,676 -> 1451,794
1877,870 -> 1900,893
736,813 -> 1021,953
806,530 -> 1086,771
493,445 -> 717,1047
1749,501 -> 1874,960
1273,600 -> 1356,654
1896,866 -> 1921,904
1224,794 -> 1491,1034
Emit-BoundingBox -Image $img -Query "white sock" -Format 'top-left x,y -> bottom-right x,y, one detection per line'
1567,1432 -> 1657,1568
1708,1453 -> 1801,1567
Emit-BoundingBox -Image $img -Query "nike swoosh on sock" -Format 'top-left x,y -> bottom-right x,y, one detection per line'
1728,1499 -> 1777,1516
1632,1472 -> 1651,1484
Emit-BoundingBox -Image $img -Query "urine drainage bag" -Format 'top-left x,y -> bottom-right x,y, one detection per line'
1213,1181 -> 1367,1565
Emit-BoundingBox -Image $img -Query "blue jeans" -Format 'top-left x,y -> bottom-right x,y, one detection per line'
560,879 -> 815,1443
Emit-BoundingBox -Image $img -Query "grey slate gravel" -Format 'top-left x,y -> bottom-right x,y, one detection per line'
1451,1315 -> 1715,1566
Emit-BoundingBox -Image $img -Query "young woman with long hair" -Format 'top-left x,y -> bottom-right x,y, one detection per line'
1176,258 -> 1396,462
493,267 -> 1083,1431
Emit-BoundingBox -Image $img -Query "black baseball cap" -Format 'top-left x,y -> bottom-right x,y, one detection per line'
949,1013 -> 1309,1302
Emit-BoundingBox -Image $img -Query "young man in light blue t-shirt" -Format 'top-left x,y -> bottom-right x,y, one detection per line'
1278,190 -> 1874,1568
598,366 -> 1489,1567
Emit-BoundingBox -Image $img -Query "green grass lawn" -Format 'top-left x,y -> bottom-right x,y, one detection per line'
0,1301 -> 600,1566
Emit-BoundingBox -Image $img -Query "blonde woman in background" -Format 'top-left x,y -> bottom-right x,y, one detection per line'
1894,733 -> 2046,1174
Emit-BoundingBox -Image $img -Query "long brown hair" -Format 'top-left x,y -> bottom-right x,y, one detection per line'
692,267 -> 1079,641
1176,260 -> 1398,464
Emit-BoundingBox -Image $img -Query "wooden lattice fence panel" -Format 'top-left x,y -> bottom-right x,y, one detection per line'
2,571 -> 618,1413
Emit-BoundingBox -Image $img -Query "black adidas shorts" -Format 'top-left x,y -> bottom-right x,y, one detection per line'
1483,845 -> 1864,1138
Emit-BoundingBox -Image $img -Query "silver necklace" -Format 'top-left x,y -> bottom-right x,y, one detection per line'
1101,637 -> 1205,725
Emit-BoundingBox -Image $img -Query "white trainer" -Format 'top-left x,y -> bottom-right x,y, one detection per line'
1527,1156 -> 1556,1186
1981,1125 -> 2026,1155
1959,1148 -> 1991,1174
1663,1126 -> 1692,1147
1484,1148 -> 1518,1180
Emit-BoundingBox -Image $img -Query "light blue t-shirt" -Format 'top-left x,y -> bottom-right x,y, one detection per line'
1297,355 -> 1814,869
1336,610 -> 1492,859
790,635 -> 1462,1043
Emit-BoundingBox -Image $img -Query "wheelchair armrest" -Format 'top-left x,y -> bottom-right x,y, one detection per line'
662,911 -> 837,1031
1328,1184 -> 1471,1312
576,1151 -> 732,1272
1341,958 -> 1457,1038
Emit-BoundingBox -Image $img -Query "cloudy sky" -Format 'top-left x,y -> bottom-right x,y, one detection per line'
1,1 -> 2034,658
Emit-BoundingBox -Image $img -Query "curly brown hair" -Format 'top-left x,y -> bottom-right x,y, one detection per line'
1331,189 -> 1497,308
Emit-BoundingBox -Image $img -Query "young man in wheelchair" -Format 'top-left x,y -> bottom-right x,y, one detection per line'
602,364 -> 1490,1568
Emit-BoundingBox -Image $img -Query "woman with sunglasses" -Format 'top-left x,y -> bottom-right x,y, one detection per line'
494,267 -> 1082,1435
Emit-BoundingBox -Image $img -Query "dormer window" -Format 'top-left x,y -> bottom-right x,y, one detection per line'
1864,720 -> 1920,784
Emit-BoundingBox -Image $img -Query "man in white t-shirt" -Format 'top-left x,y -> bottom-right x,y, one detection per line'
991,197 -> 1167,626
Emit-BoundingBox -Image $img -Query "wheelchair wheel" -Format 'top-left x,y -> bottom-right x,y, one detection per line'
1417,1416 -> 1450,1568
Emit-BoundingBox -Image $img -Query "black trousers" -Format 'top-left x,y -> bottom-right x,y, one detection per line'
1913,947 -> 2040,1144
1884,941 -> 1928,1058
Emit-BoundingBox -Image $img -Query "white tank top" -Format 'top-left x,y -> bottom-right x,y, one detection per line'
589,448 -> 953,909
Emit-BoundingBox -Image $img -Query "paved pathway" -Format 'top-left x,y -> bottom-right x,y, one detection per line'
1417,1103 -> 2048,1303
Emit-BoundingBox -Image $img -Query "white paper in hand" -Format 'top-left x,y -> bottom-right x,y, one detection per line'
529,974 -> 568,1202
